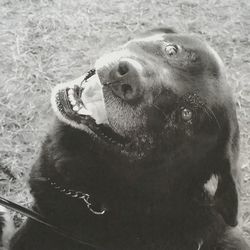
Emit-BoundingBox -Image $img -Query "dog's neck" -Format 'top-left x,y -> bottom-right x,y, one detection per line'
29,168 -> 224,250
30,170 -> 218,222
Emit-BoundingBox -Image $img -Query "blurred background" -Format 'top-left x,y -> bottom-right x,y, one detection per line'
0,0 -> 249,240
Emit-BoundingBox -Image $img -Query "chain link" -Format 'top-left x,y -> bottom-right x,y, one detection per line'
48,178 -> 106,215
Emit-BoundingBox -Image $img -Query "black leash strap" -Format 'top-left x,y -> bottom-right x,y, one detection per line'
0,196 -> 103,250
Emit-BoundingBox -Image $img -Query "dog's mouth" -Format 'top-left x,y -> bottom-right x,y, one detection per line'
51,69 -> 126,146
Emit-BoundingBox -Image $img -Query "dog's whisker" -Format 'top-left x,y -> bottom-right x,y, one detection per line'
203,105 -> 221,129
152,103 -> 168,119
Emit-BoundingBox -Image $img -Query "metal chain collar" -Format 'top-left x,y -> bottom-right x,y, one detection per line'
47,178 -> 106,215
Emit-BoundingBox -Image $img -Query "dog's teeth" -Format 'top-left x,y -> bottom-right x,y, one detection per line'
68,94 -> 75,101
68,94 -> 77,106
68,89 -> 74,95
70,99 -> 77,106
73,105 -> 80,112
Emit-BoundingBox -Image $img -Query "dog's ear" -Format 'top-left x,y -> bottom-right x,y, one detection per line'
215,160 -> 239,226
214,108 -> 240,227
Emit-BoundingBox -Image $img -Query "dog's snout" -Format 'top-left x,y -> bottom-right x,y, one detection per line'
95,56 -> 143,101
109,59 -> 142,101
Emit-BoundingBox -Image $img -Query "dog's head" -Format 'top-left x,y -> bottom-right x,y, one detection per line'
51,28 -> 239,225
52,28 -> 238,159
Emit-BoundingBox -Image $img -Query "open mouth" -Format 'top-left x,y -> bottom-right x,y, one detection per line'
51,69 -> 126,146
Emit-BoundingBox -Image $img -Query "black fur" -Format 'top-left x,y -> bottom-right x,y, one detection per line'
7,29 -> 250,250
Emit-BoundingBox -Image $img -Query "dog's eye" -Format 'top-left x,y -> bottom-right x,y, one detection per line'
165,43 -> 180,56
181,108 -> 192,121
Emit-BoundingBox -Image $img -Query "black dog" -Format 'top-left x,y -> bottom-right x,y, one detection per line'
2,28 -> 250,250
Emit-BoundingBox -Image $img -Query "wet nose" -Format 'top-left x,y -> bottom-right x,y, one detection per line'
108,59 -> 142,101
116,60 -> 130,77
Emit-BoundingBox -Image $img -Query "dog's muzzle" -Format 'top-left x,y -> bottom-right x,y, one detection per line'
96,53 -> 144,102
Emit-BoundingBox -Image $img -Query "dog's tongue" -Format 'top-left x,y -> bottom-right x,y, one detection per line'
79,74 -> 108,124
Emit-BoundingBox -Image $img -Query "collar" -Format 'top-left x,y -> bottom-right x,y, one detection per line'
47,178 -> 107,215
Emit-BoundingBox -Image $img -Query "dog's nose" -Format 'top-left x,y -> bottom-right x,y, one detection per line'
116,60 -> 130,77
108,59 -> 142,101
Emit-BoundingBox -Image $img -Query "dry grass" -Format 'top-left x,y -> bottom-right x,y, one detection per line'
0,0 -> 249,241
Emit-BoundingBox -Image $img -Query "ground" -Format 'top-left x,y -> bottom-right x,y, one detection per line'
0,0 -> 249,243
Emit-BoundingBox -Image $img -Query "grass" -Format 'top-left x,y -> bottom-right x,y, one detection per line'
0,0 -> 250,241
